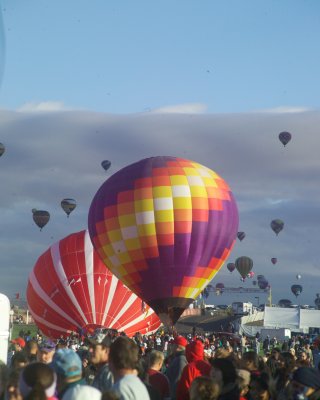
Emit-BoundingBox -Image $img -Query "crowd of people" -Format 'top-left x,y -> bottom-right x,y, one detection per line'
1,328 -> 320,400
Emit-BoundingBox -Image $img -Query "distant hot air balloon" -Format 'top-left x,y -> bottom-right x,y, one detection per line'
291,284 -> 302,297
235,256 -> 253,279
247,271 -> 254,278
32,210 -> 50,231
271,258 -> 277,265
0,143 -> 5,157
61,198 -> 77,217
278,299 -> 292,308
270,219 -> 284,235
315,294 -> 320,309
258,279 -> 269,290
279,131 -> 292,147
101,160 -> 111,171
88,156 -> 239,326
26,230 -> 161,338
237,231 -> 246,241
252,280 -> 257,286
227,263 -> 236,273
257,275 -> 266,281
296,274 -> 302,280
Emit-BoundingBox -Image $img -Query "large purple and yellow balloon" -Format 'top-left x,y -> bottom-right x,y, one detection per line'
88,156 -> 239,325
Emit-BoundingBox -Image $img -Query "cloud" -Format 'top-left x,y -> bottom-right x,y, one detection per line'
17,101 -> 70,113
0,107 -> 320,306
150,103 -> 208,114
257,106 -> 311,114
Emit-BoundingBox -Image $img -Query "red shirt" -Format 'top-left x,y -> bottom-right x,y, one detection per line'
148,368 -> 170,400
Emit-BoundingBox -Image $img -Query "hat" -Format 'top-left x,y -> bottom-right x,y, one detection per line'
39,339 -> 56,352
62,384 -> 102,400
293,367 -> 320,389
237,369 -> 251,386
11,337 -> 26,348
174,336 -> 188,347
87,333 -> 112,347
52,349 -> 82,378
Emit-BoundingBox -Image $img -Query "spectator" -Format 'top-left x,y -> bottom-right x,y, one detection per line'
291,367 -> 320,400
189,376 -> 220,400
147,350 -> 170,400
109,336 -> 150,400
10,338 -> 26,354
19,362 -> 58,400
248,372 -> 275,400
37,340 -> 56,365
165,336 -> 188,400
177,340 -> 211,400
210,358 -> 239,400
24,340 -> 38,363
51,348 -> 90,399
89,334 -> 114,393
236,369 -> 250,400
62,385 -> 102,400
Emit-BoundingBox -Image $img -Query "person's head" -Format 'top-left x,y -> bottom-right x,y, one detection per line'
11,337 -> 26,352
186,340 -> 204,363
278,351 -> 296,372
298,350 -> 308,362
190,376 -> 220,400
249,372 -> 274,400
62,384 -> 102,400
237,369 -> 250,397
11,351 -> 28,370
89,334 -> 112,365
241,351 -> 261,371
173,335 -> 188,352
25,339 -> 38,356
37,339 -> 56,364
271,348 -> 280,360
210,357 -> 237,387
51,348 -> 83,393
148,350 -> 164,371
291,367 -> 320,398
19,362 -> 57,400
108,336 -> 139,377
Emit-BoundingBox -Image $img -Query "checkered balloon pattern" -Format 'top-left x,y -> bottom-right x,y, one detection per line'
88,156 -> 238,309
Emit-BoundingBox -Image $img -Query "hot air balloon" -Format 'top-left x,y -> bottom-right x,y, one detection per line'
252,280 -> 257,286
270,219 -> 284,235
227,263 -> 236,273
235,256 -> 253,279
279,131 -> 292,147
61,198 -> 77,217
258,279 -> 269,290
278,299 -> 292,308
291,284 -> 302,297
237,231 -> 245,241
26,230 -> 161,338
101,160 -> 111,171
0,143 -> 5,157
315,294 -> 320,309
247,271 -> 254,278
88,156 -> 239,326
32,210 -> 50,231
257,275 -> 266,281
271,258 -> 277,265
296,274 -> 302,280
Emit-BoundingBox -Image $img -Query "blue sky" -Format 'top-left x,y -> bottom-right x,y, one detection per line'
1,0 -> 320,113
0,1 -> 320,311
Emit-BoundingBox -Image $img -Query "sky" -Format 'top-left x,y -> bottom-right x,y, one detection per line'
0,1 -> 320,311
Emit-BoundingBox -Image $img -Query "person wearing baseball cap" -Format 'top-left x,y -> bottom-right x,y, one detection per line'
166,336 -> 188,400
38,339 -> 56,364
11,337 -> 26,351
88,333 -> 114,392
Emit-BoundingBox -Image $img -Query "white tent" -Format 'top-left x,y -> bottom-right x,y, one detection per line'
264,306 -> 320,329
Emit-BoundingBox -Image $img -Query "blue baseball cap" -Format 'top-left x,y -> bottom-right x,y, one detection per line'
52,348 -> 82,378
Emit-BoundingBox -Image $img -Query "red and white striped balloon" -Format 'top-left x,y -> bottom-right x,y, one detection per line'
27,230 -> 161,338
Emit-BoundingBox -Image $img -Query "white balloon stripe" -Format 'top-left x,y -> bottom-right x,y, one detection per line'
29,305 -> 74,333
101,275 -> 118,325
51,241 -> 88,325
29,270 -> 80,327
108,293 -> 137,328
119,312 -> 153,332
84,230 -> 96,324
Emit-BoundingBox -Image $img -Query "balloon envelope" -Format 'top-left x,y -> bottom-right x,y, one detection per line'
271,258 -> 277,265
26,230 -> 161,338
101,160 -> 111,171
270,219 -> 284,235
278,299 -> 292,308
296,274 -> 302,280
279,131 -> 292,146
0,142 -> 5,157
33,210 -> 50,230
61,198 -> 77,217
227,262 -> 235,273
88,156 -> 239,325
291,284 -> 302,297
235,256 -> 253,279
237,231 -> 245,241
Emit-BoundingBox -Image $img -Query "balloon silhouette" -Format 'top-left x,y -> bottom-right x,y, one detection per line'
291,284 -> 302,297
270,219 -> 284,235
61,198 -> 77,217
32,210 -> 50,231
27,230 -> 161,338
237,231 -> 245,241
0,143 -> 5,157
271,258 -> 277,265
235,256 -> 253,279
101,160 -> 111,171
279,131 -> 292,147
227,262 -> 235,273
88,156 -> 239,325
